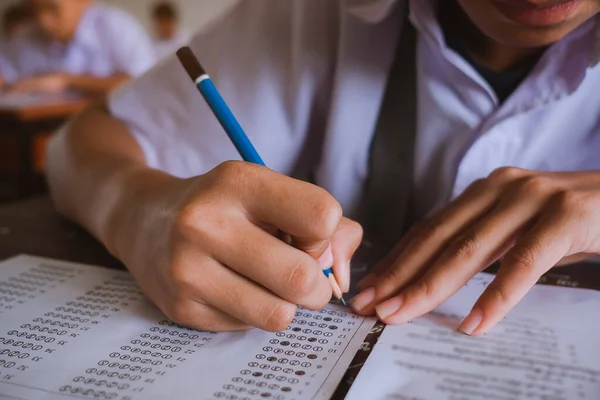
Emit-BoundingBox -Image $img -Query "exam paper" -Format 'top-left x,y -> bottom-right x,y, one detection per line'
0,255 -> 375,400
347,273 -> 600,400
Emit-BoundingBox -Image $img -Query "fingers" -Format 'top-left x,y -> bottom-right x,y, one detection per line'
371,195 -> 538,325
351,178 -> 498,316
556,252 -> 596,266
211,162 -> 343,243
205,220 -> 332,310
329,218 -> 363,293
165,300 -> 252,332
170,253 -> 299,332
460,197 -> 580,336
356,224 -> 421,292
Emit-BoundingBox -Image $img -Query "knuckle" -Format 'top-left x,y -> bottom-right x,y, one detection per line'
448,235 -> 479,259
465,178 -> 488,194
485,282 -> 510,305
379,266 -> 406,292
165,299 -> 193,326
417,278 -> 437,299
413,220 -> 445,247
488,167 -> 526,184
211,161 -> 253,194
506,244 -> 537,270
214,160 -> 248,182
553,190 -> 584,214
174,203 -> 230,245
262,303 -> 297,332
174,202 -> 201,237
167,256 -> 199,293
514,176 -> 553,197
311,193 -> 343,237
287,258 -> 319,299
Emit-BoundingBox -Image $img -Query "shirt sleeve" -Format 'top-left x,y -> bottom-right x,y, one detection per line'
107,9 -> 157,77
0,41 -> 20,84
107,0 -> 339,180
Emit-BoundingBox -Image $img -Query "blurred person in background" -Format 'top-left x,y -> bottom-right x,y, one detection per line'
0,3 -> 32,87
2,3 -> 32,39
0,0 -> 156,96
152,1 -> 189,60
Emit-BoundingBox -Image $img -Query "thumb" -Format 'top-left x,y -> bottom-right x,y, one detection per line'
291,236 -> 331,267
292,218 -> 363,294
330,218 -> 363,293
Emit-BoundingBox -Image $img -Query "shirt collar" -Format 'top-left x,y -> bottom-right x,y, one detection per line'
349,0 -> 600,68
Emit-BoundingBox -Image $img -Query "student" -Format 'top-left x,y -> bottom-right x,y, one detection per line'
0,0 -> 156,96
0,3 -> 31,88
151,1 -> 190,60
2,3 -> 32,39
47,0 -> 600,334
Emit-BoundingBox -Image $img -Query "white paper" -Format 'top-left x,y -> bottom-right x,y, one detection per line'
0,255 -> 376,400
347,273 -> 600,400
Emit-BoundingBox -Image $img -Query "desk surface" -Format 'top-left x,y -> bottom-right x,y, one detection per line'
0,94 -> 89,122
0,196 -> 122,268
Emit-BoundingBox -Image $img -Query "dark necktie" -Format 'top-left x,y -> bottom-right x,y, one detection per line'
358,15 -> 418,261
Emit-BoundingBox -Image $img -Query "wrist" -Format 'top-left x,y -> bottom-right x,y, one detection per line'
101,166 -> 182,261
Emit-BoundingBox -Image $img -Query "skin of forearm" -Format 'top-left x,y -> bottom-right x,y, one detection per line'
45,104 -> 174,256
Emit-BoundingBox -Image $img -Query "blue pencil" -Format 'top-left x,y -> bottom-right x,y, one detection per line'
176,47 -> 345,305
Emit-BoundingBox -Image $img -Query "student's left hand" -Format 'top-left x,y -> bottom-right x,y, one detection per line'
9,73 -> 69,94
351,167 -> 600,335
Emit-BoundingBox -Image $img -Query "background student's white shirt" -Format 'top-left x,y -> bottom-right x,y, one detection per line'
0,2 -> 156,84
108,0 -> 600,221
154,29 -> 191,60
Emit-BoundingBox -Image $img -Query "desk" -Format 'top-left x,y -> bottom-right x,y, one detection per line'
0,95 -> 88,201
0,196 -> 122,269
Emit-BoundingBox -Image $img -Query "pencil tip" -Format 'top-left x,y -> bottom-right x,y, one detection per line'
340,296 -> 347,306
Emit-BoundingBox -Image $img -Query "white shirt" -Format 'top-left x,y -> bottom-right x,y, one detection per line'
0,3 -> 156,84
154,29 -> 191,60
108,0 -> 600,221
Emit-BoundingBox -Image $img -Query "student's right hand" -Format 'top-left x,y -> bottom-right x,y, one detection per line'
105,161 -> 362,332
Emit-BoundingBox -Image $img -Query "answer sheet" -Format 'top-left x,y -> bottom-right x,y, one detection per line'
0,255 -> 376,400
347,273 -> 600,400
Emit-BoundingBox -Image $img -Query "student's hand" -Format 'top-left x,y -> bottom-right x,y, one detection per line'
351,167 -> 600,335
9,73 -> 69,94
109,161 -> 362,332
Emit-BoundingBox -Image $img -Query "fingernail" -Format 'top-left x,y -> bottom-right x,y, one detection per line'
458,308 -> 483,336
338,260 -> 351,293
375,296 -> 404,321
318,245 -> 334,270
350,287 -> 376,311
357,273 -> 377,291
